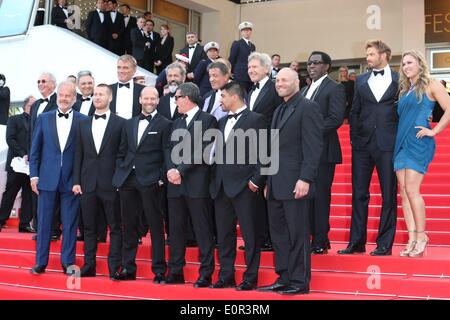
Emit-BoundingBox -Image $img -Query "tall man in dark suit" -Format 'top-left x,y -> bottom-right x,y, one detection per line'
119,4 -> 137,55
301,51 -> 346,254
338,40 -> 399,256
110,55 -> 145,119
85,0 -> 108,49
51,0 -> 73,29
229,22 -> 256,93
180,32 -> 207,79
0,96 -> 36,232
130,17 -> 147,68
0,73 -> 10,125
244,52 -> 284,252
258,68 -> 323,295
72,84 -> 124,278
142,19 -> 161,73
29,81 -> 88,275
112,87 -> 171,282
210,82 -> 266,291
105,0 -> 125,55
165,83 -> 218,287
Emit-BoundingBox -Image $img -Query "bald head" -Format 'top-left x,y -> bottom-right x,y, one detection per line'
140,86 -> 160,115
275,68 -> 300,100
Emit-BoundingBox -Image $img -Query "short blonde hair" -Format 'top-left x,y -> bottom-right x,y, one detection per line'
365,40 -> 392,62
117,54 -> 137,69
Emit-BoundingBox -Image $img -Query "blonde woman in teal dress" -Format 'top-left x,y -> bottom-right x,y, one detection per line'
394,50 -> 450,257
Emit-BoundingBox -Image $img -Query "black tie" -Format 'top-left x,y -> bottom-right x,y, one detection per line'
189,46 -> 195,49
58,112 -> 70,119
139,113 -> 152,122
94,114 -> 106,120
252,82 -> 260,91
227,110 -> 245,120
81,97 -> 91,102
119,83 -> 130,88
124,15 -> 129,18
180,114 -> 188,128
276,103 -> 288,126
373,70 -> 385,76
41,98 -> 49,103
206,91 -> 217,114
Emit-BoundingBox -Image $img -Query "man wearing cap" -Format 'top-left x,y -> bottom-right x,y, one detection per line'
193,42 -> 220,96
180,32 -> 207,78
229,22 -> 256,93
155,53 -> 190,97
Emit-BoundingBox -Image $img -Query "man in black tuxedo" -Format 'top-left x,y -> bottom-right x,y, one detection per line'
157,62 -> 185,121
73,71 -> 95,116
142,19 -> 161,73
112,87 -> 171,282
85,0 -> 108,49
110,55 -> 145,119
229,22 -> 256,93
258,68 -> 323,295
119,4 -> 137,55
130,17 -> 147,68
210,82 -> 266,291
165,83 -> 218,287
0,73 -> 10,125
338,40 -> 399,256
51,0 -> 73,29
72,84 -> 124,278
180,32 -> 207,79
105,0 -> 125,55
301,51 -> 346,254
0,96 -> 36,232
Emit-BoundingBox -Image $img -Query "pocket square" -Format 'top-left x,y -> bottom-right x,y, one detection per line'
148,132 -> 158,135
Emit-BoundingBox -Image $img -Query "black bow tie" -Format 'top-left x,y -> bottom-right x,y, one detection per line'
124,15 -> 129,18
189,46 -> 195,49
373,70 -> 385,76
180,114 -> 188,119
58,111 -> 71,119
139,113 -> 152,122
227,110 -> 244,120
41,98 -> 49,103
61,6 -> 67,10
252,82 -> 260,90
81,97 -> 91,102
119,83 -> 130,88
94,114 -> 106,120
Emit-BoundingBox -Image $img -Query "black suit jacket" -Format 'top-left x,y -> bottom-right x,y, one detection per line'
29,93 -> 57,139
247,79 -> 283,128
0,86 -> 10,125
73,113 -> 125,192
144,31 -> 161,65
157,94 -> 182,121
5,113 -> 30,172
229,39 -> 256,83
349,70 -> 399,151
166,109 -> 218,198
73,95 -> 95,116
300,76 -> 346,163
267,92 -> 324,200
85,10 -> 106,47
130,27 -> 146,60
51,5 -> 72,29
113,113 -> 172,188
123,16 -> 137,54
109,82 -> 145,118
180,44 -> 207,73
210,109 -> 266,199
105,11 -> 125,53
155,36 -> 174,68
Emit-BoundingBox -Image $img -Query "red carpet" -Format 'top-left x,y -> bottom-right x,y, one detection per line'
1,124 -> 450,300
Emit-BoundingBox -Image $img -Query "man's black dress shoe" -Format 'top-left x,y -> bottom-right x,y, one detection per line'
138,238 -> 143,245
111,270 -> 136,281
239,243 -> 273,251
80,266 -> 96,277
337,244 -> 366,254
194,276 -> 211,288
211,279 -> 236,289
19,226 -> 36,233
97,238 -> 107,243
30,265 -> 46,275
165,273 -> 185,284
278,285 -> 310,295
32,235 -> 37,241
370,247 -> 392,256
51,234 -> 60,241
236,280 -> 256,291
258,281 -> 287,292
62,264 -> 77,275
77,235 -> 84,241
186,240 -> 198,247
153,273 -> 166,284
311,247 -> 328,254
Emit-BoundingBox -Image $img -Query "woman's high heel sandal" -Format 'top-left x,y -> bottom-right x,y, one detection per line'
400,230 -> 417,257
409,231 -> 429,258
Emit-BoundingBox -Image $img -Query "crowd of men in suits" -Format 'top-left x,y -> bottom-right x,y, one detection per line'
1,6 -> 405,293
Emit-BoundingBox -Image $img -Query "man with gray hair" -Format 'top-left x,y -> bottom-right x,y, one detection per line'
29,81 -> 88,275
165,82 -> 218,287
73,70 -> 95,116
157,62 -> 186,121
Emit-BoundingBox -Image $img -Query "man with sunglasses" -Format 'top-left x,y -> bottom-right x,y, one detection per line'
301,51 -> 346,254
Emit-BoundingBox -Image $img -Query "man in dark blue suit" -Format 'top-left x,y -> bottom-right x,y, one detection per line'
29,81 -> 88,275
338,40 -> 399,256
193,41 -> 219,96
229,22 -> 256,93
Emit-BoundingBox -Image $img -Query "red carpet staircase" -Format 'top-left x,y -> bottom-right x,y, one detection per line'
1,124 -> 450,300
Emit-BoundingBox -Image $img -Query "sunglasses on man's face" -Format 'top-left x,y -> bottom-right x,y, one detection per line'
174,95 -> 185,100
37,79 -> 47,84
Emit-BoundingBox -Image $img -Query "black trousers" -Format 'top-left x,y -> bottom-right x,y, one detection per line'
0,171 -> 32,228
310,163 -> 336,248
255,192 -> 271,246
268,199 -> 311,289
78,206 -> 108,241
350,138 -> 397,248
80,189 -> 122,275
119,172 -> 166,275
215,187 -> 260,283
168,196 -> 215,278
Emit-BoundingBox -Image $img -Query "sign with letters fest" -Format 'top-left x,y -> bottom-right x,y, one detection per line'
425,0 -> 450,44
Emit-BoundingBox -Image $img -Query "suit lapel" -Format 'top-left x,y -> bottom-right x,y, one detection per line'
310,77 -> 330,101
138,115 -> 161,149
111,84 -> 118,114
48,111 -> 61,151
63,113 -> 77,152
224,109 -> 249,145
379,71 -> 399,102
253,81 -> 270,111
98,115 -> 114,154
133,116 -> 140,148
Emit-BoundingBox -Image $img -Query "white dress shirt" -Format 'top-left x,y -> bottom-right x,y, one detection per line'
37,93 -> 55,117
185,106 -> 200,127
60,6 -> 69,18
169,96 -> 177,118
306,74 -> 328,100
249,76 -> 269,111
188,43 -> 198,63
92,110 -> 110,154
110,10 -> 117,23
79,96 -> 92,116
224,105 -> 246,141
137,109 -> 158,145
368,64 -> 392,102
115,81 -> 134,119
124,15 -> 130,28
97,9 -> 104,23
56,109 -> 73,152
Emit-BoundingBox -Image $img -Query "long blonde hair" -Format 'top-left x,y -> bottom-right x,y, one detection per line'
399,50 -> 431,102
